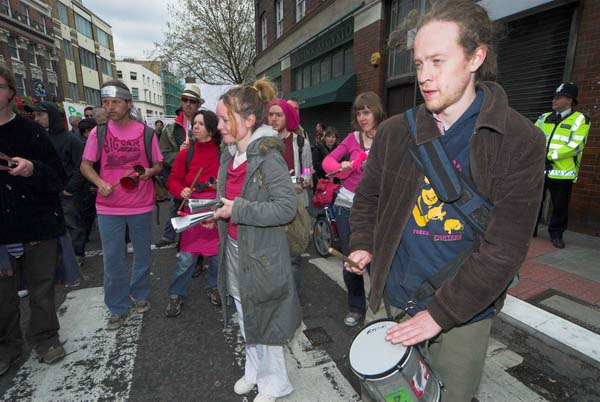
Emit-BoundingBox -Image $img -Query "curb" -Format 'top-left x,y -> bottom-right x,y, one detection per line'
499,295 -> 600,370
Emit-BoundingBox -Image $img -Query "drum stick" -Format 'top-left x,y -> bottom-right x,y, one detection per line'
178,167 -> 203,212
328,247 -> 364,271
326,165 -> 352,178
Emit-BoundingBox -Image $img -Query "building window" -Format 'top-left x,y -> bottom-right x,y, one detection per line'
57,2 -> 69,25
388,0 -> 429,79
344,48 -> 354,74
117,70 -> 123,79
101,58 -> 112,76
275,0 -> 283,38
15,74 -> 26,96
0,0 -> 10,16
131,87 -> 139,101
46,82 -> 57,96
79,48 -> 97,69
332,49 -> 344,78
74,13 -> 93,38
38,14 -> 46,34
296,0 -> 305,22
27,44 -> 36,65
130,71 -> 137,80
46,50 -> 54,71
8,37 -> 19,60
20,3 -> 30,25
62,39 -> 73,60
84,86 -> 100,106
69,83 -> 78,101
97,29 -> 110,48
261,13 -> 267,51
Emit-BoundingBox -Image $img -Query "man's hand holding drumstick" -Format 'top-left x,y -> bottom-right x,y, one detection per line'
330,248 -> 372,275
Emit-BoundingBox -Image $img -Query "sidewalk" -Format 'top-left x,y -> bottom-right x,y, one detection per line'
500,225 -> 600,367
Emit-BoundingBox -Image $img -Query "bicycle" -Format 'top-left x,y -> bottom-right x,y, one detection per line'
312,203 -> 338,257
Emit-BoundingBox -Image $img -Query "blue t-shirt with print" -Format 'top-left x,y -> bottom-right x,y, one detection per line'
386,89 -> 493,322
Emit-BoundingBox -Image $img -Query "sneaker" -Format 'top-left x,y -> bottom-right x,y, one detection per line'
551,238 -> 565,249
106,312 -> 128,330
154,238 -> 175,248
132,300 -> 150,314
126,243 -> 134,254
40,345 -> 65,364
344,312 -> 363,327
208,288 -> 222,307
165,295 -> 183,317
17,289 -> 29,298
234,376 -> 256,395
254,393 -> 277,402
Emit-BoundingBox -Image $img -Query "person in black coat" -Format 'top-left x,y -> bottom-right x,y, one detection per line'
312,126 -> 339,183
26,102 -> 86,265
0,67 -> 68,373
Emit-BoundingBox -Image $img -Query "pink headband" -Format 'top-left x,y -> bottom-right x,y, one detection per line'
269,99 -> 300,132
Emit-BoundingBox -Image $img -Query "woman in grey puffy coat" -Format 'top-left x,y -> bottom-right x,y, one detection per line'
211,78 -> 301,402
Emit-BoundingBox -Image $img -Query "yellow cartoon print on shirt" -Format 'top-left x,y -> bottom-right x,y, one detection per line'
412,177 -> 464,236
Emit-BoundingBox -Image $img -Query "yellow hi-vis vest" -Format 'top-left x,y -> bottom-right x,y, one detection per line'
535,111 -> 590,181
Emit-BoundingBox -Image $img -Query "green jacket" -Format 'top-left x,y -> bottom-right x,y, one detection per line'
216,125 -> 301,345
535,110 -> 590,181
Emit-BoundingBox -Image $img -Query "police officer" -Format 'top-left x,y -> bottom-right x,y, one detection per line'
535,83 -> 590,248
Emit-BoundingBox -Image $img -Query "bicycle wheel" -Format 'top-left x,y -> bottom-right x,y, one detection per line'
313,216 -> 333,257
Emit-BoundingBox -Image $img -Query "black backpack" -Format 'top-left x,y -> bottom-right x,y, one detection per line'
95,123 -> 156,170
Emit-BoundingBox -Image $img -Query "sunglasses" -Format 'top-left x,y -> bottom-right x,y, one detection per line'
111,165 -> 145,191
181,98 -> 199,105
0,152 -> 18,171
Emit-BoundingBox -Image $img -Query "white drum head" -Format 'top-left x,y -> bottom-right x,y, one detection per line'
349,320 -> 409,379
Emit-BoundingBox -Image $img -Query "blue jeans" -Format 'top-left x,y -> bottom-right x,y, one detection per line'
168,253 -> 218,299
161,196 -> 178,242
334,204 -> 366,315
97,212 -> 152,315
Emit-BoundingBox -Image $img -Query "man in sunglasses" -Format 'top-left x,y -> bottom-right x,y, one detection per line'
155,84 -> 205,248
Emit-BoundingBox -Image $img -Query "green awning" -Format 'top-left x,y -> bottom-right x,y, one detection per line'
289,74 -> 355,109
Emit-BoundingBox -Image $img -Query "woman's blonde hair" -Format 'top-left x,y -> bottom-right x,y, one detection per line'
220,77 -> 277,138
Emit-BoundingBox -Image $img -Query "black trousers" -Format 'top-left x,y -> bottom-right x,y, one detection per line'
61,195 -> 86,256
546,178 -> 573,239
0,239 -> 61,360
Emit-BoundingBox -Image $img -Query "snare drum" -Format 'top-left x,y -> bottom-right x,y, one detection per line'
349,319 -> 441,402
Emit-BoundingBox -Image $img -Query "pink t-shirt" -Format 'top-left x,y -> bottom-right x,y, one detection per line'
82,120 -> 163,215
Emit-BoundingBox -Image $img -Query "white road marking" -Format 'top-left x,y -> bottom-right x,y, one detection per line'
223,312 -> 359,401
308,257 -> 547,401
1,287 -> 143,402
85,243 -> 177,258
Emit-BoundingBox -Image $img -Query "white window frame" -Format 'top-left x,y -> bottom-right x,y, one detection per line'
15,74 -> 26,96
8,37 -> 20,60
74,13 -> 93,38
20,3 -> 30,25
97,28 -> 109,48
62,39 -> 73,60
117,70 -> 123,79
57,2 -> 69,25
275,0 -> 283,39
0,0 -> 11,17
130,71 -> 137,80
261,13 -> 267,51
296,0 -> 305,22
132,87 -> 139,101
38,14 -> 46,34
27,44 -> 37,66
46,49 -> 54,71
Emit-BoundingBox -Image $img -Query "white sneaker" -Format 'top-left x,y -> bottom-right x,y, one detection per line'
17,289 -> 29,298
126,243 -> 134,254
254,393 -> 277,402
234,376 -> 255,395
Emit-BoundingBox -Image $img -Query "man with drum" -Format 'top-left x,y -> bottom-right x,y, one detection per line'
346,1 -> 545,401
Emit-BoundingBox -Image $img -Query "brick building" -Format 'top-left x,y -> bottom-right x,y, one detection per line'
255,0 -> 600,235
0,0 -> 60,102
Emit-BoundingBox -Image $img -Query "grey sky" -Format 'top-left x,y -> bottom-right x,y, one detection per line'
82,0 -> 175,60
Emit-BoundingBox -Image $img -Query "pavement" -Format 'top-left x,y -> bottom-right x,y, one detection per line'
502,225 -> 600,368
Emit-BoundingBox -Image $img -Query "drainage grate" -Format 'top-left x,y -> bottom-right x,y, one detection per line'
527,289 -> 600,334
303,327 -> 333,346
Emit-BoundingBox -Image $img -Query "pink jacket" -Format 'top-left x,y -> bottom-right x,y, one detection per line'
322,132 -> 368,194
